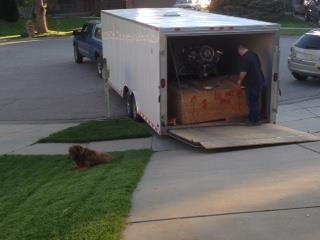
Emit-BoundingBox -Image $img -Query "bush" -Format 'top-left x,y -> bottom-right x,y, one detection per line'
210,0 -> 285,22
3,0 -> 20,22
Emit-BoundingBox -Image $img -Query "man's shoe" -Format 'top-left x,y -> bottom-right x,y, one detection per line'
251,121 -> 261,126
245,121 -> 261,126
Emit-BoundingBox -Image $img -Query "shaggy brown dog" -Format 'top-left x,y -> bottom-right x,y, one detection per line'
68,145 -> 112,169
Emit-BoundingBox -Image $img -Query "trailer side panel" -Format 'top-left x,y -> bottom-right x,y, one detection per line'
102,11 -> 162,133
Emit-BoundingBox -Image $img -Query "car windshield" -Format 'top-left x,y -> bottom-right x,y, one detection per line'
295,34 -> 320,50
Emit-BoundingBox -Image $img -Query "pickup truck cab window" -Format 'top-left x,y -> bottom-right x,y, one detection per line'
94,27 -> 102,40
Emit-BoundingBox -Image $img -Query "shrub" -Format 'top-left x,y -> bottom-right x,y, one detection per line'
210,0 -> 285,22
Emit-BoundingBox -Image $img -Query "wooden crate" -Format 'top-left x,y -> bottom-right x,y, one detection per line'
168,76 -> 249,125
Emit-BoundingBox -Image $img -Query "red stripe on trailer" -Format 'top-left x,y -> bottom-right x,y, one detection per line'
138,111 -> 161,135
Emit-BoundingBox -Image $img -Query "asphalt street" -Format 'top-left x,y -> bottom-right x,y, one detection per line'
0,36 -> 320,122
0,37 -> 126,123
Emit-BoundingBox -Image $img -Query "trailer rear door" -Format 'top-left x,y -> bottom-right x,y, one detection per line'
168,124 -> 319,149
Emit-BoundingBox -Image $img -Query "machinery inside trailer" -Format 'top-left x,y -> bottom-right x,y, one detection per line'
166,33 -> 275,127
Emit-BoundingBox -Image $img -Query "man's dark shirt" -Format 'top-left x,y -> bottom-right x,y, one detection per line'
239,50 -> 265,90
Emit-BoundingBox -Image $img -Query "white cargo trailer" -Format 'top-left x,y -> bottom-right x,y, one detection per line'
101,8 -> 319,149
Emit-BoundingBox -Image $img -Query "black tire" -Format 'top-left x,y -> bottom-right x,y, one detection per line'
74,44 -> 83,64
96,57 -> 103,78
292,72 -> 308,81
126,92 -> 133,118
131,95 -> 142,121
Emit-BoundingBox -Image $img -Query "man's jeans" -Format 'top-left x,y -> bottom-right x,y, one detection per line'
245,87 -> 261,123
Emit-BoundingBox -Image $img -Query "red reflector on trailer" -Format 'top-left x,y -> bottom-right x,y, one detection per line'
160,78 -> 166,88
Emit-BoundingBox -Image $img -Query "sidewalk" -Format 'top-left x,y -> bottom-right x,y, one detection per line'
0,123 -> 187,155
1,97 -> 319,155
277,98 -> 320,134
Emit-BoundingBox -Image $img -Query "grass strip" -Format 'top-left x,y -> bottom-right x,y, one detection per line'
38,119 -> 152,143
0,17 -> 96,38
0,149 -> 152,240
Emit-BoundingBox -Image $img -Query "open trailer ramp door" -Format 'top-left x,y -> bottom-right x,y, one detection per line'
168,124 -> 320,149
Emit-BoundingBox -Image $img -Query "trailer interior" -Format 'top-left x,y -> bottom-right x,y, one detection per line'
166,33 -> 276,127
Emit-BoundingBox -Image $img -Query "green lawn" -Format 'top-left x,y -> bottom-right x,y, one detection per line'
279,14 -> 311,28
278,15 -> 314,36
0,16 -> 96,39
0,150 -> 152,240
38,119 -> 152,143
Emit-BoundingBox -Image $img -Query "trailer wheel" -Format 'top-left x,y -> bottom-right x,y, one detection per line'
126,92 -> 133,118
131,95 -> 142,121
74,44 -> 83,64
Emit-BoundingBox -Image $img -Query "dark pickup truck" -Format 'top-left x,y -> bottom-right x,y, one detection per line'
73,20 -> 103,77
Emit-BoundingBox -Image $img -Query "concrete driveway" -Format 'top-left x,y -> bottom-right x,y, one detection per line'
124,143 -> 320,240
121,97 -> 320,240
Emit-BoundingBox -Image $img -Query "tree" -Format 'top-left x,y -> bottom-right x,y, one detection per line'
33,0 -> 48,33
2,0 -> 20,22
210,0 -> 285,21
0,1 -> 4,20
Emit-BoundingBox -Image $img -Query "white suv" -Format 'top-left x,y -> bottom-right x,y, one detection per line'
288,29 -> 320,80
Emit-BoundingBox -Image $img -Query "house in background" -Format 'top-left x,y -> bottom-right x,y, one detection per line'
127,0 -> 175,8
47,0 -> 176,15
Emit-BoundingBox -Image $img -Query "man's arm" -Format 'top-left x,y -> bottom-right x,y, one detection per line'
237,72 -> 247,86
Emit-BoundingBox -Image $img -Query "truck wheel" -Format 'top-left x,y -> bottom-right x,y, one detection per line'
126,92 -> 133,118
74,45 -> 83,64
97,57 -> 103,78
292,72 -> 307,81
131,95 -> 142,121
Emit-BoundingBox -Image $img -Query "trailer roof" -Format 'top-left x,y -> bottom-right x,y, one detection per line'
102,8 -> 280,34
